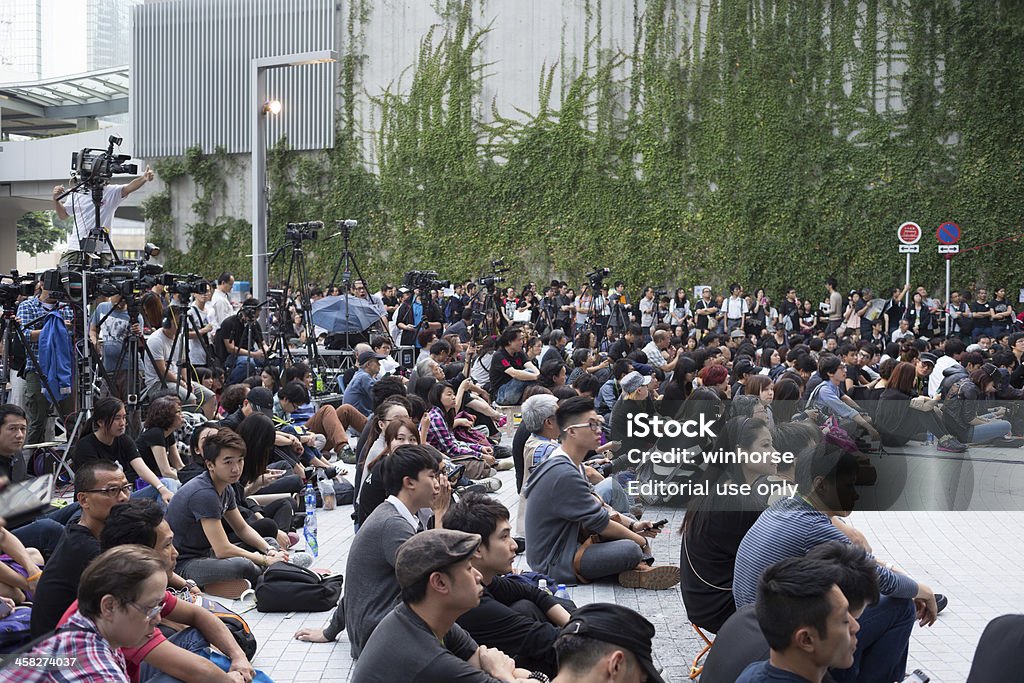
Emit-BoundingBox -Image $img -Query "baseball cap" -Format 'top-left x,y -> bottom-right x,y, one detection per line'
559,604 -> 664,683
395,529 -> 481,589
919,352 -> 937,366
245,387 -> 274,416
730,329 -> 746,339
619,371 -> 652,395
357,350 -> 386,365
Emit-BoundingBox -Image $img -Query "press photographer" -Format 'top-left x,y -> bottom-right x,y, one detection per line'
395,271 -> 446,347
214,299 -> 271,384
52,135 -> 154,267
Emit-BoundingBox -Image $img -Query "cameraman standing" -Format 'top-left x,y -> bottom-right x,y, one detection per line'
17,282 -> 76,446
89,291 -> 144,403
52,167 -> 154,267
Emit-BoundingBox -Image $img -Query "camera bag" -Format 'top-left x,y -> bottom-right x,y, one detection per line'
255,563 -> 343,612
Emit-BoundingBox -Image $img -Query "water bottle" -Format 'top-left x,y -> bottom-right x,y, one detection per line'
537,579 -> 549,595
926,432 -> 935,446
314,371 -> 325,394
318,471 -> 336,511
555,583 -> 571,600
303,482 -> 319,557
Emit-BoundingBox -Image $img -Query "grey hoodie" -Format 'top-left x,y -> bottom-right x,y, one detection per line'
522,448 -> 610,583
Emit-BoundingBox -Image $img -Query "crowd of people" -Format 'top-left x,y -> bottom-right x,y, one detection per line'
0,265 -> 1022,682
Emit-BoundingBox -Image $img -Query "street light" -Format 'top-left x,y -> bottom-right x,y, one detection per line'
251,50 -> 337,303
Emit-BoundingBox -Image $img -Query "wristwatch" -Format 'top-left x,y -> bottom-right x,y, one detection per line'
184,579 -> 198,590
527,672 -> 550,682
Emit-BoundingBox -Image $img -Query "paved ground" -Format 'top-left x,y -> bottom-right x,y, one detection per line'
221,439 -> 1024,682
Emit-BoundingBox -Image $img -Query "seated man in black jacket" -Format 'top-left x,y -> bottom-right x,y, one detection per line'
443,492 -> 574,677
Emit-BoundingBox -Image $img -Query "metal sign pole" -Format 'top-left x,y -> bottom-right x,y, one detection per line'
945,255 -> 952,336
905,253 -> 911,308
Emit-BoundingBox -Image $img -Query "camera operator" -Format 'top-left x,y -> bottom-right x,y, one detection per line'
143,311 -> 218,419
52,167 -> 154,267
17,280 -> 75,446
215,299 -> 270,384
89,291 -> 144,402
396,287 -> 443,348
186,283 -> 215,368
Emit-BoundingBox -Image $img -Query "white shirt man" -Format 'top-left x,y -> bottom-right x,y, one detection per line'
207,275 -> 235,333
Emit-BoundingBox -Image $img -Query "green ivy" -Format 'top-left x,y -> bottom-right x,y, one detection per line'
146,0 -> 1024,299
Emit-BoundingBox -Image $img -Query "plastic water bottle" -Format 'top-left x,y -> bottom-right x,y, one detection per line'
317,472 -> 336,511
926,432 -> 935,446
303,482 -> 319,557
555,583 -> 571,600
537,579 -> 549,595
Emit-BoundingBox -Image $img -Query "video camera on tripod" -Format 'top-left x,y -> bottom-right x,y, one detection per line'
587,266 -> 611,289
477,259 -> 510,293
285,221 -> 322,242
72,136 -> 138,182
0,272 -> 38,309
402,270 -> 451,293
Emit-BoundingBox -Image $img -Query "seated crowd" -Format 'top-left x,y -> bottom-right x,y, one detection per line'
1,271 -> 1022,682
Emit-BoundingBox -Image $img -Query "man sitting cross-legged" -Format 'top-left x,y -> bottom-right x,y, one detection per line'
523,395 -> 679,588
444,492 -> 575,677
292,444 -> 442,652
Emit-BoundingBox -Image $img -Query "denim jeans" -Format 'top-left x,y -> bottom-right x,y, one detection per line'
578,539 -> 644,582
133,477 -> 181,511
594,477 -> 629,514
176,555 -> 262,587
10,517 -> 66,558
139,627 -> 210,683
968,419 -> 1012,444
830,596 -> 915,683
495,379 -> 531,405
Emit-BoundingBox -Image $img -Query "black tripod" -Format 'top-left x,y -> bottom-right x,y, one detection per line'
326,219 -> 388,355
160,303 -> 215,412
270,223 -> 324,374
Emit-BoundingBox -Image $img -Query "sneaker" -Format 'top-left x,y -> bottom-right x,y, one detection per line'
935,593 -> 949,614
495,414 -> 508,428
471,477 -> 502,493
339,444 -> 357,465
203,578 -> 251,600
455,483 -> 488,496
937,436 -> 967,453
495,459 -> 514,472
618,565 -> 680,590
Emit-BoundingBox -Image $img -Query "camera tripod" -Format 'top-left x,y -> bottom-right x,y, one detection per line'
270,230 -> 324,374
325,219 -> 390,350
473,287 -> 507,342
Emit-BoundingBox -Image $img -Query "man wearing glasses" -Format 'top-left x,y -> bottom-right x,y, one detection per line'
31,460 -> 131,636
523,396 -> 680,589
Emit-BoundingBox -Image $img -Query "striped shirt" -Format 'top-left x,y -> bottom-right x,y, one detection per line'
426,407 -> 486,459
732,496 -> 918,608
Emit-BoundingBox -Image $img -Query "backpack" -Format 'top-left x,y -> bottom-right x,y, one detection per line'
255,563 -> 343,612
170,592 -> 257,660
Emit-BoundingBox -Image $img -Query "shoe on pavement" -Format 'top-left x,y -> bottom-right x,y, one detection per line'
935,593 -> 949,614
937,435 -> 967,453
455,483 -> 488,496
339,444 -> 357,465
618,565 -> 680,590
471,477 -> 502,493
291,551 -> 314,569
495,459 -> 514,472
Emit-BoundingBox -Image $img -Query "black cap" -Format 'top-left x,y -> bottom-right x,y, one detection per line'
245,387 -> 274,416
559,604 -> 663,683
919,352 -> 937,366
357,350 -> 386,365
733,358 -> 755,378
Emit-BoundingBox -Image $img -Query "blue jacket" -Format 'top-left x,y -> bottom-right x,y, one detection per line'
38,309 -> 74,404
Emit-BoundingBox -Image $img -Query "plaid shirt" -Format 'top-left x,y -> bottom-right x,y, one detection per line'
16,297 -> 75,375
1,611 -> 129,682
426,407 -> 485,458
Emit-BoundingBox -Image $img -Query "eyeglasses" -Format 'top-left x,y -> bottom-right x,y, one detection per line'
82,484 -> 134,497
128,599 -> 165,621
565,419 -> 604,433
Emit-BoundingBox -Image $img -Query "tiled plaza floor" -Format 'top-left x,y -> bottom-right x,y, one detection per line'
226,440 -> 1024,682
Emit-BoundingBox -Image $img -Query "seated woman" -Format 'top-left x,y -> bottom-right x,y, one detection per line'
356,396 -> 413,490
941,364 -> 1014,445
743,374 -> 776,430
135,396 -> 187,500
426,380 -> 496,480
355,416 -> 424,526
235,413 -> 299,547
166,428 -> 289,599
73,397 -> 178,507
2,545 -> 167,683
876,361 -> 966,452
679,416 -> 778,633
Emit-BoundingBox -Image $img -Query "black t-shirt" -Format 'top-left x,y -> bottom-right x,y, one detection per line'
216,314 -> 264,360
489,347 -> 526,392
0,451 -> 28,484
136,427 -> 173,480
219,409 -> 245,432
695,299 -> 716,330
883,298 -> 906,331
970,300 -> 991,325
355,462 -> 386,526
990,299 -> 1012,330
30,523 -> 100,636
72,432 -> 142,483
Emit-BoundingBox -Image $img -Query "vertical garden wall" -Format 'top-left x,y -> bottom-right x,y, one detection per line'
145,0 -> 1024,296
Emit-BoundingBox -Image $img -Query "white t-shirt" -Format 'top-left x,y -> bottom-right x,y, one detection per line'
144,329 -> 181,387
207,289 -> 234,332
62,184 -> 125,252
725,296 -> 748,319
187,305 -> 209,365
639,297 -> 656,327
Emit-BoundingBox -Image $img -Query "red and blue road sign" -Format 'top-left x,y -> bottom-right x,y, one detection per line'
937,222 -> 960,245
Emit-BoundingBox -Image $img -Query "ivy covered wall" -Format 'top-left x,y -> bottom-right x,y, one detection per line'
144,0 -> 1024,297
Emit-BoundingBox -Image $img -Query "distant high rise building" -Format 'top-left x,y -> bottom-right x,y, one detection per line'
87,0 -> 139,71
0,0 -> 43,79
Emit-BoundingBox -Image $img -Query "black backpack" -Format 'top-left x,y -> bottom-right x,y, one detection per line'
255,563 -> 343,612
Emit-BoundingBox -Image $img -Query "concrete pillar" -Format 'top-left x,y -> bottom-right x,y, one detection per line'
0,203 -> 24,272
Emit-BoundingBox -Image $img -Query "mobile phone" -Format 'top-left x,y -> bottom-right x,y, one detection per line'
652,519 -> 669,530
448,464 -> 466,484
0,474 -> 53,523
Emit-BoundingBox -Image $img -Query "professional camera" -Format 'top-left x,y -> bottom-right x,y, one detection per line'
477,259 -> 510,293
0,272 -> 37,308
156,272 -> 208,299
266,289 -> 286,309
72,135 -> 138,181
286,221 -> 322,242
654,289 -> 668,298
587,266 -> 611,288
402,270 -> 450,292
